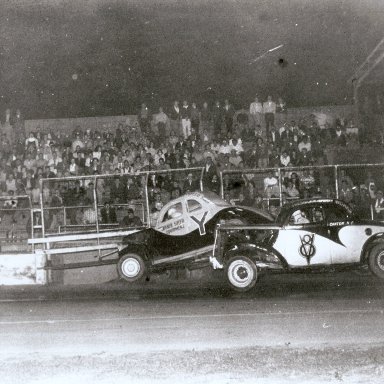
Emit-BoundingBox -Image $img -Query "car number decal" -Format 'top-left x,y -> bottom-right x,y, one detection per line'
190,211 -> 208,235
299,234 -> 316,264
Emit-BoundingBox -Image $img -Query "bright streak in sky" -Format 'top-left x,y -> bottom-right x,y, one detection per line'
268,44 -> 284,52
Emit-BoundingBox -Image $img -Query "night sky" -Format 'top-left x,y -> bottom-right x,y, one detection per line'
0,0 -> 383,120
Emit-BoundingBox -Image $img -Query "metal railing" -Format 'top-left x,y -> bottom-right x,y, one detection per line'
219,163 -> 384,220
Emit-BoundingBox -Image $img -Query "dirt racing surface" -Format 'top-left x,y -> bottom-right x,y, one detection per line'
1,272 -> 384,384
1,344 -> 384,384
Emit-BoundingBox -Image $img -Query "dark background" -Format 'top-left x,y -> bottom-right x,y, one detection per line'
0,0 -> 383,119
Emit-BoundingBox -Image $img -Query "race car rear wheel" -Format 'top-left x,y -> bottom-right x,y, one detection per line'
117,253 -> 146,282
368,244 -> 384,279
226,256 -> 257,292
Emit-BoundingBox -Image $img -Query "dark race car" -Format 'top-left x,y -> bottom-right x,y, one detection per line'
116,191 -> 274,282
214,198 -> 384,291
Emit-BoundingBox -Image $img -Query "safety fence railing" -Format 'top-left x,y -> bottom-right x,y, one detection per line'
2,163 -> 383,248
219,163 -> 384,220
37,167 -> 206,239
40,202 -> 146,234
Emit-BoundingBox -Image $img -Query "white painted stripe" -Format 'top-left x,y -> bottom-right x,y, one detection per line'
0,309 -> 382,325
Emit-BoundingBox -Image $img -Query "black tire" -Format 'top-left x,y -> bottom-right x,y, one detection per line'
226,256 -> 257,292
117,253 -> 146,282
368,243 -> 384,279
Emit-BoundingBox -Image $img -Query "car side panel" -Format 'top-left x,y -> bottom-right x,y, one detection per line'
331,225 -> 384,264
272,228 -> 331,266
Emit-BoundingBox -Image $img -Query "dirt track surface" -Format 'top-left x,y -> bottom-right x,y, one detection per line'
1,272 -> 384,384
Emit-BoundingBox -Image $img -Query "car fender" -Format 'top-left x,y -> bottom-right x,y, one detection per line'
224,243 -> 287,269
360,232 -> 384,263
118,242 -> 154,263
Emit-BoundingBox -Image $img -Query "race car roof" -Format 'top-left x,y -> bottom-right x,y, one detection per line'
277,198 -> 354,223
184,191 -> 231,208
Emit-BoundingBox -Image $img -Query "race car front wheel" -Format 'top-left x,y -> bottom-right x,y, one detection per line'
117,253 -> 146,282
368,244 -> 384,279
226,256 -> 257,292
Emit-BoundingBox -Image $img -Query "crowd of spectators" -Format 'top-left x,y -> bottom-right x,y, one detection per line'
0,96 -> 381,232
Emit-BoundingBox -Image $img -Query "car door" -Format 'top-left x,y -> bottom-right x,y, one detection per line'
323,204 -> 359,264
273,206 -> 332,267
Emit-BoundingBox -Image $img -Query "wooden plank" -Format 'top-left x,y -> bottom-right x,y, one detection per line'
35,244 -> 119,255
28,229 -> 141,245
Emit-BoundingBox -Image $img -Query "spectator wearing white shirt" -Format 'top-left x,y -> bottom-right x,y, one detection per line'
262,96 -> 276,137
219,139 -> 231,155
229,136 -> 244,154
263,171 -> 279,198
25,133 -> 39,151
71,132 -> 85,152
298,135 -> 312,152
280,151 -> 291,167
153,107 -> 170,138
249,96 -> 263,131
283,180 -> 300,199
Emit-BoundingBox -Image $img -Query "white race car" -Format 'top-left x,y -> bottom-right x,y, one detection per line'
214,198 -> 384,291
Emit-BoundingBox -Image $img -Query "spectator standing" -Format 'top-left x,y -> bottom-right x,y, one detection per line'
2,108 -> 13,145
169,100 -> 181,136
212,101 -> 223,137
180,100 -> 191,139
100,201 -> 117,224
153,107 -> 169,140
13,109 -> 25,142
202,156 -> 218,191
223,99 -> 235,136
275,97 -> 287,129
374,190 -> 384,220
249,96 -> 263,132
263,96 -> 276,137
200,102 -> 212,141
138,103 -> 151,136
190,102 -> 200,137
